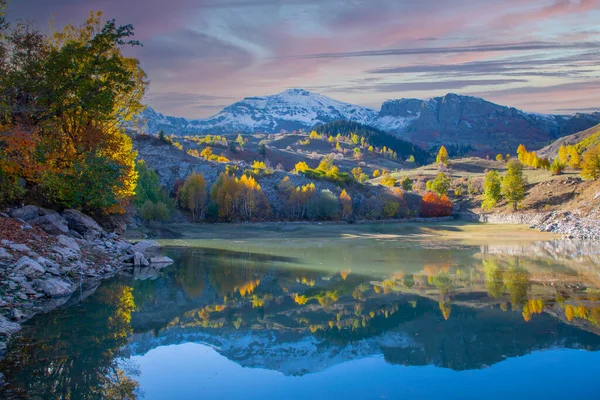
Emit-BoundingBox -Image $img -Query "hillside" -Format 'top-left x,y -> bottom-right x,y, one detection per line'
538,123 -> 600,158
135,90 -> 600,154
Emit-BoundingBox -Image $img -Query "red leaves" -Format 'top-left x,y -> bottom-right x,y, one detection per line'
421,191 -> 453,217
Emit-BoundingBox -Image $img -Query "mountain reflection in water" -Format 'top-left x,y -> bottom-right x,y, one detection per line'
2,238 -> 600,399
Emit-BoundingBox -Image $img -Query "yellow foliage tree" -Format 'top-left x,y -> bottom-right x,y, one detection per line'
340,189 -> 352,219
436,146 -> 449,165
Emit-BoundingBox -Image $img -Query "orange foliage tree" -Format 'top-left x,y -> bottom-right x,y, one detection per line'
421,192 -> 453,217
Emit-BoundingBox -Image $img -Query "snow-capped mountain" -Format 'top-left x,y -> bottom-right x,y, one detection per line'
140,88 -> 377,135
136,89 -> 600,152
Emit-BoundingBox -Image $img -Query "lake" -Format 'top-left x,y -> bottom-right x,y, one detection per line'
2,222 -> 600,399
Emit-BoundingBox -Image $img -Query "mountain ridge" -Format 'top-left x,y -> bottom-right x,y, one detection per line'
137,89 -> 600,153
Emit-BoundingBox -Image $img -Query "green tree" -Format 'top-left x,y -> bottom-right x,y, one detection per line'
436,146 -> 449,165
502,160 -> 527,211
481,170 -> 502,210
401,176 -> 412,191
431,172 -> 451,196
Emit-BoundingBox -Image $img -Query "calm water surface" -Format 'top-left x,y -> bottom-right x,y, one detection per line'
2,223 -> 600,399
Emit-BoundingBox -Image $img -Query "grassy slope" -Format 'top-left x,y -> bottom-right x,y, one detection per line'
538,123 -> 600,159
371,157 -> 579,185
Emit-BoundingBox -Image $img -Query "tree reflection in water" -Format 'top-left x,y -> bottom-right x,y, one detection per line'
2,245 -> 600,397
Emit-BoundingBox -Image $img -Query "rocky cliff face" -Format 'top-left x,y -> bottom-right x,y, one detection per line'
135,90 -> 600,153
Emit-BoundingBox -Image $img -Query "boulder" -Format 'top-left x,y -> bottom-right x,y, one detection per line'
131,240 -> 158,257
61,209 -> 104,240
115,240 -> 132,252
57,235 -> 81,253
150,256 -> 174,266
13,256 -> 45,279
36,256 -> 59,269
0,315 -> 20,336
0,248 -> 13,261
30,213 -> 69,235
10,308 -> 26,321
9,205 -> 39,221
52,246 -> 79,260
34,278 -> 74,297
9,243 -> 31,253
133,251 -> 150,267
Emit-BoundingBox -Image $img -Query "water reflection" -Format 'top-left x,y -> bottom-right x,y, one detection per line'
2,239 -> 600,399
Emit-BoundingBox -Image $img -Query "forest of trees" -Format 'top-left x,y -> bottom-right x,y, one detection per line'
313,120 -> 430,164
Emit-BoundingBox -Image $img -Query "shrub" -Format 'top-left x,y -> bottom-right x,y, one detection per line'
381,174 -> 396,187
550,158 -> 565,175
401,176 -> 412,191
307,190 -> 340,220
139,200 -> 170,223
421,192 -> 453,217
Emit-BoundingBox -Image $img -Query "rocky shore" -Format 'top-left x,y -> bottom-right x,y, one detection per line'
458,210 -> 600,239
0,206 -> 173,358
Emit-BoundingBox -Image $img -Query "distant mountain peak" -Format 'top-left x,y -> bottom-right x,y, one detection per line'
137,90 -> 600,153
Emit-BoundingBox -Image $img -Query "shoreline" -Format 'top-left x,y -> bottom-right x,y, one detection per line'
0,207 -> 173,364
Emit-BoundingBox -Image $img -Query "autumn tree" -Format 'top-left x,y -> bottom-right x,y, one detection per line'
558,144 -> 569,164
179,173 -> 207,220
502,160 -> 527,211
550,158 -> 565,175
381,173 -> 396,187
421,192 -> 453,217
581,145 -> 600,180
568,146 -> 581,169
372,169 -> 381,178
0,11 -> 148,212
210,172 -> 270,221
495,154 -> 504,162
436,146 -> 449,166
481,170 -> 502,210
340,189 -> 352,219
294,161 -> 309,173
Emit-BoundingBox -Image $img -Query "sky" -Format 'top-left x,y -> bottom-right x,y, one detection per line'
6,0 -> 600,118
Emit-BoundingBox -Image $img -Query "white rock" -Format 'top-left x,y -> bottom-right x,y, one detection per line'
150,256 -> 174,266
52,246 -> 79,260
13,256 -> 45,279
0,315 -> 20,335
132,240 -> 158,256
9,243 -> 31,252
10,308 -> 26,321
57,235 -> 81,252
34,278 -> 73,297
133,252 -> 150,267
36,256 -> 59,269
115,241 -> 132,251
0,248 -> 13,260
